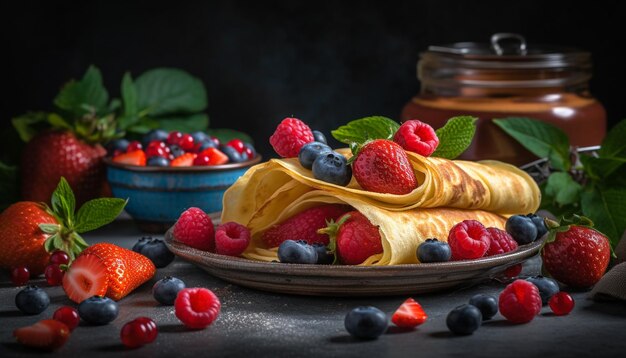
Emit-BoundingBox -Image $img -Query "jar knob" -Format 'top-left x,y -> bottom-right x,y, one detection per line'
491,33 -> 528,55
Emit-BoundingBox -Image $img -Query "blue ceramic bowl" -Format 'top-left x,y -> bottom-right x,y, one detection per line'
105,155 -> 262,233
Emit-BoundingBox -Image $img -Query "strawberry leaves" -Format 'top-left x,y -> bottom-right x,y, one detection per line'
331,116 -> 400,150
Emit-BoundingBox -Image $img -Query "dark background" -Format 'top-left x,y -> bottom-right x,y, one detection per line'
2,0 -> 625,158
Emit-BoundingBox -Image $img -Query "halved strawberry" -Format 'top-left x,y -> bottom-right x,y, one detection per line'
113,150 -> 147,166
391,298 -> 428,328
62,254 -> 108,303
200,148 -> 229,165
14,319 -> 70,350
171,153 -> 196,167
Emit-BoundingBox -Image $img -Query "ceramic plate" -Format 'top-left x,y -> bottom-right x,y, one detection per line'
165,229 -> 544,296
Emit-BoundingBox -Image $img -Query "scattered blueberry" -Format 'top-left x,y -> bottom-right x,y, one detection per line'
468,294 -> 498,320
142,129 -> 169,147
133,237 -> 175,268
313,130 -> 327,144
527,213 -> 548,241
15,285 -> 50,315
312,243 -> 334,264
344,306 -> 388,340
299,142 -> 332,170
312,151 -> 352,186
153,276 -> 186,305
446,304 -> 482,335
221,145 -> 245,163
526,275 -> 560,305
106,139 -> 130,156
78,296 -> 119,325
197,139 -> 217,152
417,238 -> 451,263
277,240 -> 318,264
168,145 -> 185,158
191,131 -> 210,144
147,156 -> 170,167
505,215 -> 538,245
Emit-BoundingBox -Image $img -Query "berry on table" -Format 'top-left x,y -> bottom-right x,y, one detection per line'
391,298 -> 428,328
548,292 -> 575,316
134,317 -> 158,343
147,156 -> 170,167
44,264 -> 64,286
11,266 -> 30,286
446,304 -> 482,335
121,317 -> 158,348
153,276 -> 186,305
486,227 -> 518,256
468,294 -> 498,320
344,306 -> 388,339
215,222 -> 251,256
15,285 -> 50,315
312,130 -> 327,144
61,253 -> 108,303
505,215 -> 538,245
13,319 -> 70,351
269,117 -> 315,158
498,280 -> 542,324
447,220 -> 491,260
52,306 -> 80,331
526,275 -> 560,305
417,238 -> 451,263
277,240 -> 318,264
49,250 -> 70,265
133,237 -> 175,268
78,295 -> 119,325
175,288 -> 221,329
299,142 -> 332,170
173,207 -> 215,252
393,119 -> 439,156
312,151 -> 352,186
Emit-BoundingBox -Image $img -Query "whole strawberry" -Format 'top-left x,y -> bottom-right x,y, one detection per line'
541,216 -> 611,288
351,139 -> 418,195
319,211 -> 383,265
21,130 -> 107,205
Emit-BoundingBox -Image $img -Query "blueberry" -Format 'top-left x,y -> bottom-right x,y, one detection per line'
221,145 -> 245,163
78,296 -> 119,325
142,129 -> 169,147
527,213 -> 548,241
147,156 -> 171,167
505,215 -> 538,245
417,238 -> 451,263
152,276 -> 186,305
137,237 -> 175,268
243,143 -> 257,158
312,243 -> 334,264
197,139 -> 217,152
468,294 -> 498,320
526,275 -> 560,305
191,131 -> 210,144
15,285 -> 50,315
106,139 -> 129,156
132,236 -> 151,253
344,306 -> 388,340
312,151 -> 352,186
446,304 -> 482,335
313,130 -> 327,144
168,145 -> 185,158
277,240 -> 318,264
299,142 -> 332,170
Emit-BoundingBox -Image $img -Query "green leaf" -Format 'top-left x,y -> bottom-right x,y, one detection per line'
206,127 -> 253,145
44,234 -> 58,253
493,117 -> 571,171
12,112 -> 49,142
580,155 -> 626,180
581,185 -> 626,249
0,161 -> 18,210
599,119 -> 626,158
331,116 -> 400,146
39,223 -> 61,234
47,113 -> 72,130
53,65 -> 109,117
431,116 -> 477,159
156,113 -> 210,133
544,172 -> 582,206
121,72 -> 138,120
74,198 -> 127,233
135,68 -> 208,116
51,177 -> 76,224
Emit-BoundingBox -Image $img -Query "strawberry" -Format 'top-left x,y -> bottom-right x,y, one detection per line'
112,150 -> 147,166
541,216 -> 611,288
391,298 -> 428,328
13,319 -> 70,351
351,139 -> 418,195
261,204 -> 352,248
63,243 -> 155,302
21,130 -> 107,206
171,153 -> 196,167
320,211 -> 383,265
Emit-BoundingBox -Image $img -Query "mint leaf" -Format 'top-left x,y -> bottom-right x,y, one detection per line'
135,68 -> 208,116
12,112 -> 49,142
53,65 -> 109,117
431,116 -> 477,159
0,161 -> 18,210
580,155 -> 626,180
74,198 -> 127,233
121,72 -> 138,119
599,118 -> 626,158
156,113 -> 210,133
51,177 -> 76,224
206,127 -> 253,145
331,116 -> 400,146
544,172 -> 582,206
493,117 -> 571,171
581,185 -> 626,248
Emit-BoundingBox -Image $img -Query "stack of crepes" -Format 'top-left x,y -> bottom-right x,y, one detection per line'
221,149 -> 541,265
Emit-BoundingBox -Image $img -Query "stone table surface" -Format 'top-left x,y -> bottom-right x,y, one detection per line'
1,217 -> 626,358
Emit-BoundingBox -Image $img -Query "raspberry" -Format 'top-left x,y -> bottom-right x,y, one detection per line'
269,117 -> 314,158
173,208 -> 215,252
175,288 -> 221,329
548,292 -> 575,316
393,119 -> 439,156
486,227 -> 518,256
447,220 -> 491,260
215,222 -> 251,256
499,280 -> 542,324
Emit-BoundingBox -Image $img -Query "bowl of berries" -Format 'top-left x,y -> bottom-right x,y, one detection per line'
104,129 -> 261,233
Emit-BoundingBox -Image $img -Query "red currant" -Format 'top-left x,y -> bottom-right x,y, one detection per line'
53,306 -> 80,331
134,317 -> 158,343
179,134 -> 195,151
49,250 -> 70,265
11,266 -> 30,286
210,136 -> 221,147
226,139 -> 245,154
127,140 -> 143,152
549,292 -> 575,316
243,147 -> 254,159
121,317 -> 158,348
146,141 -> 169,158
167,131 -> 183,145
44,264 -> 64,286
193,154 -> 211,166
